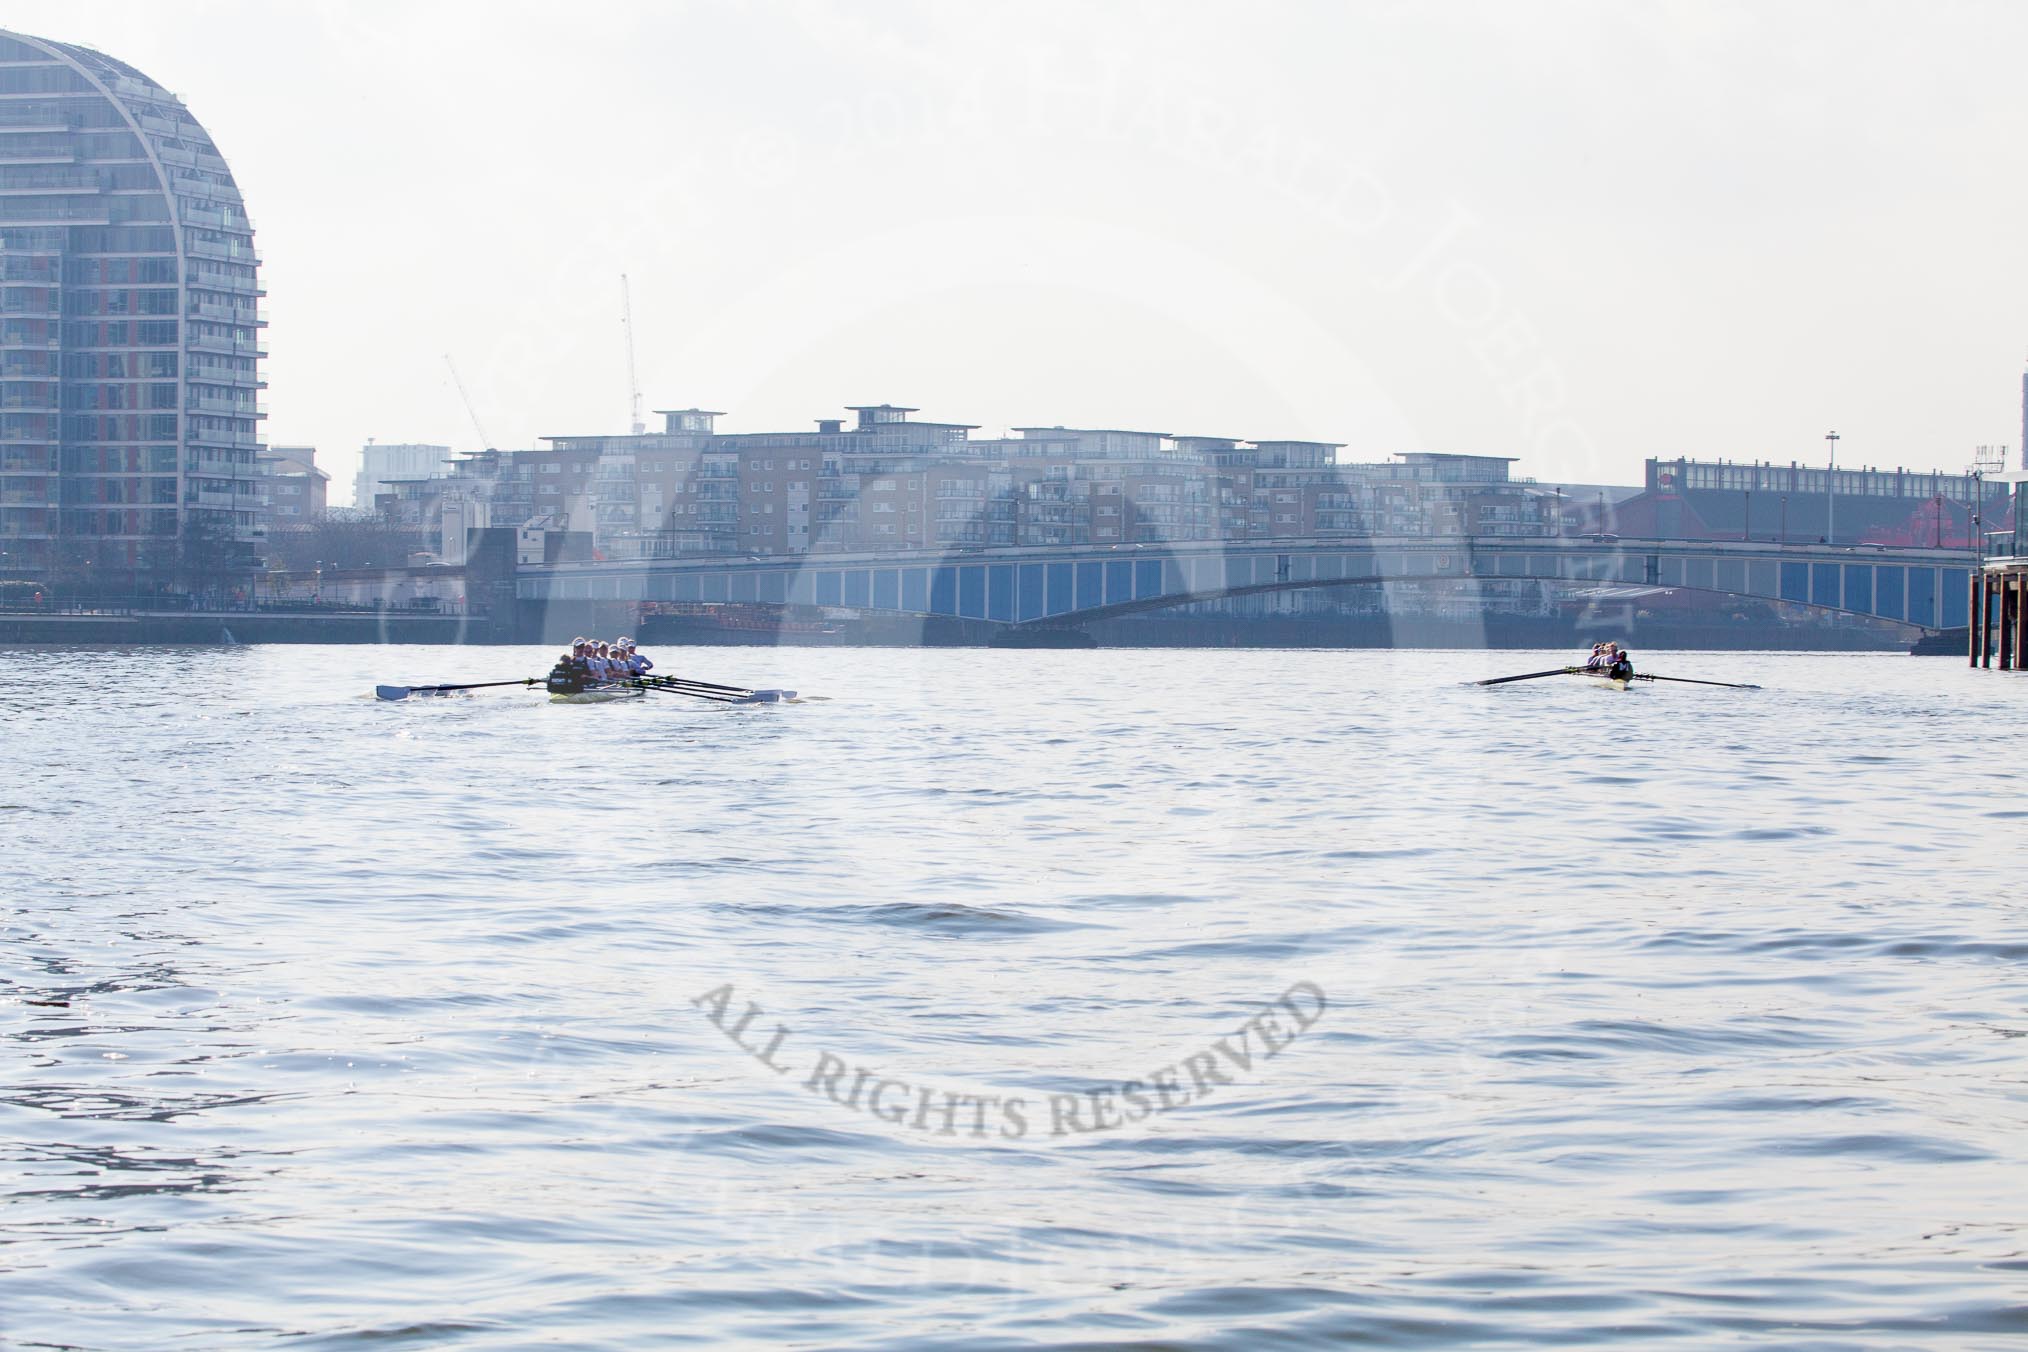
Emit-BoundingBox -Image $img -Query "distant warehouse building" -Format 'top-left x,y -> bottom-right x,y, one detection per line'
0,28 -> 265,593
1619,457 -> 2013,548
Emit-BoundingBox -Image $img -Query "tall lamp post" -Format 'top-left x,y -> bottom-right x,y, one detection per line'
1825,430 -> 1840,545
1971,471 -> 1983,565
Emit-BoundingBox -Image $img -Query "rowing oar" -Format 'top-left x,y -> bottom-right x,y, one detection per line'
376,678 -> 536,701
643,675 -> 804,702
618,676 -> 800,704
629,684 -> 749,703
1473,666 -> 1580,687
635,677 -> 756,700
1635,673 -> 1762,690
635,673 -> 752,696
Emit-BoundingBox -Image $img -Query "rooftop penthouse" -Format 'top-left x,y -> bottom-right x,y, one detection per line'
543,404 -> 1347,467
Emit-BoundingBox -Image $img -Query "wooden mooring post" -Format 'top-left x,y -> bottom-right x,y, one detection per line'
2018,575 -> 2027,671
2003,573 -> 2016,671
1971,571 -> 1986,666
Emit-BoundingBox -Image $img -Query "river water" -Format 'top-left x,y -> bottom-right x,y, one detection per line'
4,645 -> 2025,1349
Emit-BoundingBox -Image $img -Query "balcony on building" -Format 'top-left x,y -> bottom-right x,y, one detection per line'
186,298 -> 257,324
0,107 -> 70,133
179,201 -> 248,231
0,200 -> 108,224
0,167 -> 98,194
186,236 -> 258,264
0,257 -> 57,281
186,330 -> 263,357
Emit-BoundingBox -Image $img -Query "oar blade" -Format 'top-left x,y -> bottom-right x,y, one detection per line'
374,684 -> 411,701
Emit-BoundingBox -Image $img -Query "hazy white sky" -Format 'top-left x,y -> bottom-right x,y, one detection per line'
18,1 -> 2028,501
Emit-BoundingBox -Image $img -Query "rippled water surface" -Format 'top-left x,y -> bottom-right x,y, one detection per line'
5,645 -> 2027,1349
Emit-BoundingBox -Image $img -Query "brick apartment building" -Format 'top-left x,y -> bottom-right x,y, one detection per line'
377,402 -> 1571,562
256,444 -> 326,524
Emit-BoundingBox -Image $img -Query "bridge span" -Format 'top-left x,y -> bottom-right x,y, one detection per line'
517,536 -> 1976,633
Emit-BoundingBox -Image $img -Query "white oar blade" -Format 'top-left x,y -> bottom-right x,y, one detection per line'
374,684 -> 411,701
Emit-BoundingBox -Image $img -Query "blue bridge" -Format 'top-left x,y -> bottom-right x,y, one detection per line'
517,536 -> 1976,633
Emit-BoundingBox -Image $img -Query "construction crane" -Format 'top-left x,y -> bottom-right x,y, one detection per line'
621,273 -> 645,435
443,354 -> 493,451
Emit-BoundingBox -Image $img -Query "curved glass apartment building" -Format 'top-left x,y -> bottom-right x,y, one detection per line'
0,29 -> 263,593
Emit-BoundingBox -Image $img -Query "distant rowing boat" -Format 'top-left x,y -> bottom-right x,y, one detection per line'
1474,664 -> 1759,691
377,673 -> 801,704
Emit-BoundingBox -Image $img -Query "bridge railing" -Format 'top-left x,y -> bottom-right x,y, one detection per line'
514,535 -> 1975,631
